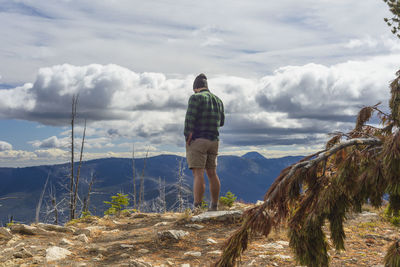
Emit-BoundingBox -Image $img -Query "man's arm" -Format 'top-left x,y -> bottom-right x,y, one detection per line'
184,95 -> 199,143
186,132 -> 193,146
220,101 -> 225,127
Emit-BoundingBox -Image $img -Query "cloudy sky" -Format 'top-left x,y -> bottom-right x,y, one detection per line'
0,0 -> 399,167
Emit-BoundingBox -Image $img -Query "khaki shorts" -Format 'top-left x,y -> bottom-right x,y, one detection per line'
186,138 -> 219,169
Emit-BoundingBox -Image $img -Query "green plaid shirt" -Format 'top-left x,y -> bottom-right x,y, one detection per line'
184,89 -> 225,141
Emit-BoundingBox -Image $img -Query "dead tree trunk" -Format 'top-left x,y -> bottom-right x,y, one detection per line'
83,172 -> 95,214
72,119 -> 86,218
70,95 -> 78,220
138,149 -> 149,211
35,172 -> 50,223
132,144 -> 137,210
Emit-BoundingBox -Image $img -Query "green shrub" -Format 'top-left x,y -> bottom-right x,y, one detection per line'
81,211 -> 91,218
219,191 -> 237,208
384,204 -> 400,226
201,198 -> 208,209
104,193 -> 129,216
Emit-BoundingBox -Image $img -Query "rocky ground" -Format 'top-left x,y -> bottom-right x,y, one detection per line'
0,203 -> 397,267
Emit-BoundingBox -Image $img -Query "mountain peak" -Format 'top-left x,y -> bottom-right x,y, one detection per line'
241,151 -> 266,160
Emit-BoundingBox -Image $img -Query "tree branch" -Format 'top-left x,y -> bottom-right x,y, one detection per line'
216,137 -> 383,267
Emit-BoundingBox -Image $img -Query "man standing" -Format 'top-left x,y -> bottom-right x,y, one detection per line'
184,73 -> 225,211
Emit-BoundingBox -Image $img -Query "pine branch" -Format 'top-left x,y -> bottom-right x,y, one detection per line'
216,137 -> 382,267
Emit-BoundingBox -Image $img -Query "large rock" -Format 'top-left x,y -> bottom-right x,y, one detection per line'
0,227 -> 13,240
76,234 -> 89,243
207,238 -> 218,244
13,247 -> 33,258
87,245 -> 107,255
184,251 -> 201,257
36,223 -> 74,233
59,238 -> 74,246
157,230 -> 189,242
185,224 -> 204,230
154,221 -> 170,227
46,246 -> 72,262
9,224 -> 49,235
190,210 -> 243,222
73,228 -> 91,236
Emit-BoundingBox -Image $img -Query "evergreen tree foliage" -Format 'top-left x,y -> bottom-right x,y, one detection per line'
104,193 -> 129,216
215,71 -> 400,267
384,0 -> 400,38
220,191 -> 237,208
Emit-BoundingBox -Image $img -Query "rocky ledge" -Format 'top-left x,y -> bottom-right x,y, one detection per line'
0,204 -> 396,266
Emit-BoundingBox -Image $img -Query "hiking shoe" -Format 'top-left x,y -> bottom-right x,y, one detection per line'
192,206 -> 204,215
192,203 -> 204,215
208,203 -> 218,211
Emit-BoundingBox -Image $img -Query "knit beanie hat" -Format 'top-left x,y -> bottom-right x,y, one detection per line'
193,73 -> 208,89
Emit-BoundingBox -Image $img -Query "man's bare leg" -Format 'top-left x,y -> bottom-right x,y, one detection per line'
192,168 -> 205,206
206,168 -> 220,209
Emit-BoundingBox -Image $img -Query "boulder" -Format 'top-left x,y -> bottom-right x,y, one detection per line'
36,223 -> 74,234
0,227 -> 13,240
46,246 -> 72,262
276,240 -> 289,246
73,228 -> 91,236
120,244 -> 135,249
13,247 -> 33,258
157,230 -> 189,242
87,245 -> 107,254
76,234 -> 89,243
59,238 -> 74,246
184,224 -> 204,230
184,251 -> 201,257
138,248 -> 150,254
154,222 -> 170,227
10,224 -> 48,235
190,210 -> 243,222
207,238 -> 218,244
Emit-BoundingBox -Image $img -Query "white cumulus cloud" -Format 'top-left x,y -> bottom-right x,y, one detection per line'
1,56 -> 399,151
30,136 -> 67,149
0,141 -> 13,151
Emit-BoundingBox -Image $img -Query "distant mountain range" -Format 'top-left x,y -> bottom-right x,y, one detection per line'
0,152 -> 303,225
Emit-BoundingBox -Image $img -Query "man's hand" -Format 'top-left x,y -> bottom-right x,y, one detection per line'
186,132 -> 193,146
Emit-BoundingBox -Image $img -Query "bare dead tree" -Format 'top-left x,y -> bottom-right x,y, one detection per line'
132,144 -> 137,210
157,177 -> 167,213
138,148 -> 149,211
72,119 -> 86,218
82,171 -> 96,214
35,172 -> 51,223
70,94 -> 78,220
49,184 -> 59,225
69,94 -> 87,220
176,158 -> 186,212
162,178 -> 166,213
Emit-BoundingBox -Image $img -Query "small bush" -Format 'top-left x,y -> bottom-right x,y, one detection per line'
200,198 -> 208,209
219,191 -> 237,208
81,211 -> 91,218
384,204 -> 400,226
104,193 -> 129,216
